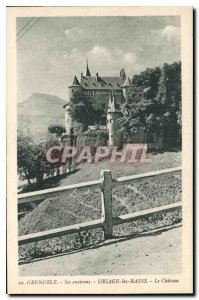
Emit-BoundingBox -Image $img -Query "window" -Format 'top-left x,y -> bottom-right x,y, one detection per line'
87,90 -> 93,96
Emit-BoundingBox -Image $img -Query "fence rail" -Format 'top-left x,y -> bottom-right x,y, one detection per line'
18,166 -> 182,245
18,167 -> 181,204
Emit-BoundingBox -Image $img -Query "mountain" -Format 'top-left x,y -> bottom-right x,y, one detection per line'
17,93 -> 66,140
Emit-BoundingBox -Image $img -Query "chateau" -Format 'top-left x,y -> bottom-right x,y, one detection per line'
64,62 -> 131,145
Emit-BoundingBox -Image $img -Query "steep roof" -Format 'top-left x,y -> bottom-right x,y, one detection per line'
80,75 -> 125,90
71,76 -> 80,86
122,77 -> 131,87
85,61 -> 91,76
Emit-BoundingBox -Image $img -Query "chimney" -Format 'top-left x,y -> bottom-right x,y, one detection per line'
96,72 -> 99,81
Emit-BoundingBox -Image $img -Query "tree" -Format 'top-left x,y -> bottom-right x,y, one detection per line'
155,62 -> 181,146
48,124 -> 66,138
116,61 -> 181,147
68,91 -> 95,126
68,91 -> 106,127
17,134 -> 46,184
38,138 -> 64,173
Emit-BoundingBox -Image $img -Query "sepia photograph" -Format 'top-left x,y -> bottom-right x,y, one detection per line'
6,6 -> 193,294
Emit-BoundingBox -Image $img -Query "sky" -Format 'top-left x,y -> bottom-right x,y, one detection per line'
17,16 -> 181,102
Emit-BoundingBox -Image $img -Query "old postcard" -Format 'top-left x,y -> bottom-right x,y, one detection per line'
7,6 -> 193,294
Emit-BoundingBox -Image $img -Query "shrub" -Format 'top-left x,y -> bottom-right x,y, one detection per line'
76,130 -> 108,147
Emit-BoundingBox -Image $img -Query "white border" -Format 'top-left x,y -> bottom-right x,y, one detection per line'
1,0 -> 197,298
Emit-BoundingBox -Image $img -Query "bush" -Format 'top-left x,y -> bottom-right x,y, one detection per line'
73,122 -> 87,134
76,130 -> 108,147
48,124 -> 66,138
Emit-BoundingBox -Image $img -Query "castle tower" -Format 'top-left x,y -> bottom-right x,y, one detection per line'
64,76 -> 81,134
121,77 -> 130,101
68,76 -> 82,98
107,91 -> 122,146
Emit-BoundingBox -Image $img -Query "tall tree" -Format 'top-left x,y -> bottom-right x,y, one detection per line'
68,91 -> 106,126
117,61 -> 181,147
68,91 -> 95,126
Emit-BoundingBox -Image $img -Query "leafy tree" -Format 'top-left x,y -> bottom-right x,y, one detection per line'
48,124 -> 66,138
17,134 -> 46,184
155,62 -> 181,146
68,91 -> 95,126
117,61 -> 181,147
68,91 -> 106,127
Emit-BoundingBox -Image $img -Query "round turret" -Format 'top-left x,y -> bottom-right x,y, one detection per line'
107,91 -> 122,146
69,76 -> 82,98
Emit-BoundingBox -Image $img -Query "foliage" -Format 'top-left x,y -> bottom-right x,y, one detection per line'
68,91 -> 106,127
18,133 -> 66,186
73,122 -> 87,134
60,134 -> 71,144
117,62 -> 181,147
17,134 -> 46,184
76,130 -> 108,147
68,91 -> 95,126
48,124 -> 66,138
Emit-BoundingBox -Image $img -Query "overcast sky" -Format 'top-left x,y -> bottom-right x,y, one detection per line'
17,16 -> 181,102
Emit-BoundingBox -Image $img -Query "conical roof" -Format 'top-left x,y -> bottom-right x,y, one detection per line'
122,77 -> 131,87
71,76 -> 80,86
85,61 -> 91,76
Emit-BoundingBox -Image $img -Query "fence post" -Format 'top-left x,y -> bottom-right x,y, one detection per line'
101,170 -> 113,239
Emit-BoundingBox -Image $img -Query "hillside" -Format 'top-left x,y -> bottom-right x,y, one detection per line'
17,93 -> 66,140
18,152 -> 182,261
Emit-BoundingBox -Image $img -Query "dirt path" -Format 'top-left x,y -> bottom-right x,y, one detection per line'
19,226 -> 181,276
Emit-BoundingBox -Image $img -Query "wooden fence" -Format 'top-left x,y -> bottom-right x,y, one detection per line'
18,166 -> 182,245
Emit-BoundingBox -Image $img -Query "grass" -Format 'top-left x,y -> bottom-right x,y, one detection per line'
18,151 -> 182,261
58,151 -> 181,186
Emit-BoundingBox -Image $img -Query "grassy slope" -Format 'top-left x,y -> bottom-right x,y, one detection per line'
19,152 -> 182,261
59,151 -> 181,186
